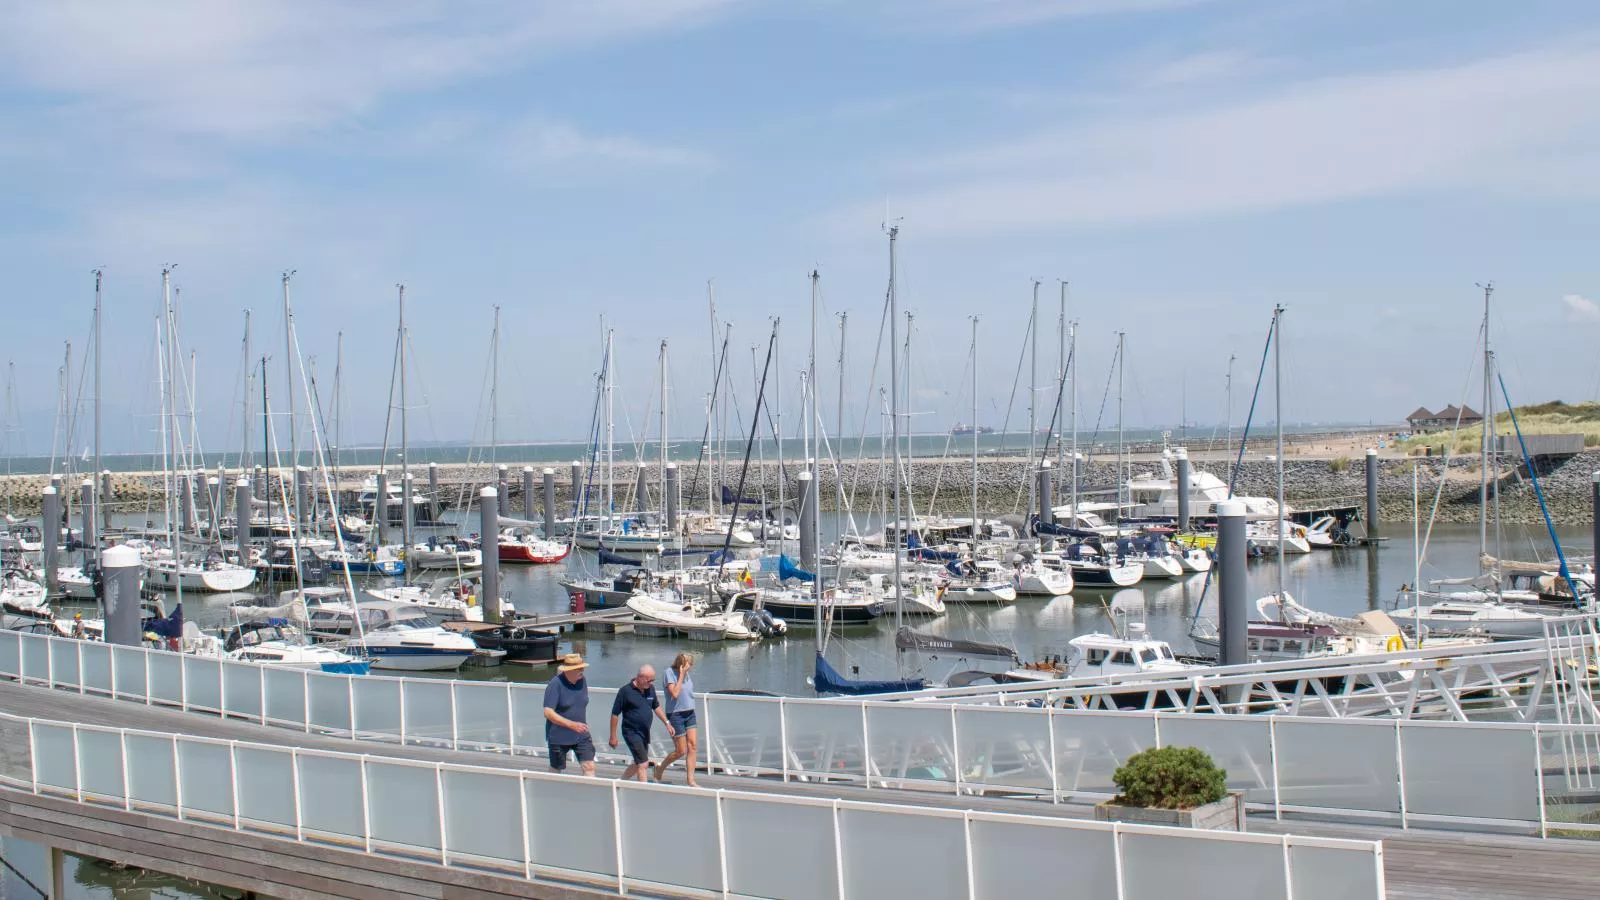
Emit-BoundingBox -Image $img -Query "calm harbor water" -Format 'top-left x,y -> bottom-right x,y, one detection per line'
97,517 -> 1589,696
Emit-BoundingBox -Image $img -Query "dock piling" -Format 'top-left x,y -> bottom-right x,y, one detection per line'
480,487 -> 501,622
570,461 -> 584,518
1365,448 -> 1379,540
542,468 -> 557,538
1176,448 -> 1191,532
295,466 -> 311,524
375,472 -> 390,545
235,478 -> 251,565
522,466 -> 535,520
497,465 -> 509,516
1035,459 -> 1054,529
1217,499 -> 1248,676
179,473 -> 196,535
665,464 -> 679,532
100,470 -> 112,531
102,544 -> 142,646
634,465 -> 649,513
41,487 -> 59,597
427,461 -> 439,507
797,469 -> 816,571
78,480 -> 95,557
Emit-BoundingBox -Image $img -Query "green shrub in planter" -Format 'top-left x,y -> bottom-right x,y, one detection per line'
1112,746 -> 1227,811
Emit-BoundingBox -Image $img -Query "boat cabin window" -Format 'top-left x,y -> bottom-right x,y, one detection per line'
1280,639 -> 1302,654
1247,638 -> 1260,651
1109,650 -> 1134,666
1137,648 -> 1157,664
1260,639 -> 1281,652
1086,648 -> 1107,665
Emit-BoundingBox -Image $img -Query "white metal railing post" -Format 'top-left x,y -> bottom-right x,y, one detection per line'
1534,724 -> 1549,838
715,790 -> 730,899
436,762 -> 448,866
860,702 -> 871,787
143,650 -> 151,705
291,748 -> 304,842
400,679 -> 409,745
119,729 -> 131,812
1110,822 -> 1126,900
1282,835 -> 1294,900
301,669 -> 310,733
451,684 -> 460,751
360,755 -> 373,853
1395,720 -> 1408,829
505,683 -> 515,751
703,698 -> 714,776
26,720 -> 36,794
229,741 -> 241,830
71,724 -> 82,802
75,640 -> 84,694
1152,710 -> 1162,748
109,645 -> 118,698
779,698 -> 790,782
519,772 -> 532,881
950,705 -> 962,796
259,666 -> 268,725
611,780 -> 627,896
1047,707 -> 1060,803
962,811 -> 976,900
179,651 -> 189,711
346,675 -> 356,738
832,800 -> 846,900
1269,715 -> 1282,821
219,659 -> 228,717
46,635 -> 54,688
172,734 -> 184,821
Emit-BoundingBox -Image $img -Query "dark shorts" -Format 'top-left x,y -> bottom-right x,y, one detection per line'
549,735 -> 596,770
668,709 -> 697,733
621,727 -> 651,764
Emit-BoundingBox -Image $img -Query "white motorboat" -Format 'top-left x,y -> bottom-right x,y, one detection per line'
219,621 -> 371,674
1384,592 -> 1553,640
1000,624 -> 1204,682
56,566 -> 98,600
365,576 -> 492,623
1247,520 -> 1312,555
307,600 -> 476,671
405,539 -> 483,571
1125,448 -> 1286,521
143,551 -> 257,593
625,589 -> 762,641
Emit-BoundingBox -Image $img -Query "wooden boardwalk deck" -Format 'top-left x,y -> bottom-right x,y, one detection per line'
1,679 -> 1598,898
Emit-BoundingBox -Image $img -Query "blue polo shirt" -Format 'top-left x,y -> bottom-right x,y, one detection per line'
543,673 -> 589,745
610,681 -> 660,735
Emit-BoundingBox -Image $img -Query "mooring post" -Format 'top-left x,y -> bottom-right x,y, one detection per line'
1176,448 -> 1191,532
797,469 -> 816,572
206,475 -> 222,536
41,486 -> 60,597
1365,448 -> 1380,541
665,464 -> 680,533
1036,459 -> 1054,528
100,469 -> 113,532
401,473 -> 416,552
542,468 -> 558,538
103,543 -> 143,647
635,465 -> 650,513
497,465 -> 509,516
427,461 -> 439,506
480,486 -> 501,622
296,465 -> 311,524
523,466 -> 536,520
375,472 -> 390,545
179,472 -> 196,534
235,478 -> 252,565
1217,499 -> 1248,677
79,479 -> 95,557
570,460 -> 585,519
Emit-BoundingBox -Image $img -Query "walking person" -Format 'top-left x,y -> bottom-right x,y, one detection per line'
543,653 -> 595,776
653,653 -> 699,786
609,665 -> 674,781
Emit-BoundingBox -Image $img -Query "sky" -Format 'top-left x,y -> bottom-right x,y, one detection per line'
2,0 -> 1599,458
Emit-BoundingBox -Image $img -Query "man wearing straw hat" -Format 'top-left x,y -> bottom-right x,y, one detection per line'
543,653 -> 596,775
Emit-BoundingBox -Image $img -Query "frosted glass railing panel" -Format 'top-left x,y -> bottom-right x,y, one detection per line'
453,682 -> 511,748
222,661 -> 263,721
80,643 -> 113,694
839,807 -> 967,900
111,645 -> 147,700
307,673 -> 352,735
441,769 -> 524,868
619,786 -> 721,893
1159,715 -> 1275,802
31,723 -> 75,792
181,656 -> 223,712
365,760 -> 442,854
1289,843 -> 1384,900
703,695 -> 783,774
147,651 -> 184,705
956,707 -> 1054,792
19,634 -> 49,683
48,639 -> 79,688
0,630 -> 18,677
721,795 -> 836,900
1536,726 -> 1600,831
866,703 -> 956,785
295,753 -> 364,840
525,776 -> 617,879
235,746 -> 296,830
176,740 -> 235,819
969,817 -> 1117,898
125,734 -> 177,809
0,717 -> 31,784
509,685 -> 546,750
351,677 -> 402,740
784,700 -> 867,779
1051,712 -> 1157,794
262,666 -> 307,727
76,728 -> 126,801
1401,723 -> 1539,822
1121,831 -> 1286,900
401,679 -> 453,744
1275,719 -> 1399,813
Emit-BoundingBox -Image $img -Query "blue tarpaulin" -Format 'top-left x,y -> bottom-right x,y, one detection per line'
813,652 -> 924,696
721,485 -> 760,505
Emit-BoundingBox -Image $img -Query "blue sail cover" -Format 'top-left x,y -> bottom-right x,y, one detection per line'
596,546 -> 635,566
776,554 -> 815,583
813,652 -> 924,696
1032,517 -> 1100,539
905,532 -> 960,561
721,485 -> 760,505
145,603 -> 184,639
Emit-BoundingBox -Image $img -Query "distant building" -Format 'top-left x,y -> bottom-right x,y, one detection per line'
1406,405 -> 1483,434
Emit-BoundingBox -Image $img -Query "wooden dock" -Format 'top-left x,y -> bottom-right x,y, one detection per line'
508,607 -> 647,634
1,679 -> 1599,898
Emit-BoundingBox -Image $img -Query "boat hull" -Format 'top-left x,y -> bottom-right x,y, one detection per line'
499,543 -> 571,564
1065,563 -> 1144,588
364,646 -> 474,672
731,594 -> 884,624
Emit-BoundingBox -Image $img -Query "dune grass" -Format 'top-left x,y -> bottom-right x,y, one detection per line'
1399,401 -> 1600,455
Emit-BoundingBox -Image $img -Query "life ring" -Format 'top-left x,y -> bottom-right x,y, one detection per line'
1385,635 -> 1403,653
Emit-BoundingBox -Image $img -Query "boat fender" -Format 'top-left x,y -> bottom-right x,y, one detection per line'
1385,635 -> 1403,653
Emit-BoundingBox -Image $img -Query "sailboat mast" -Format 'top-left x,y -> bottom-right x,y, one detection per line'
810,270 -> 823,649
708,284 -> 718,512
1069,320 -> 1078,520
1057,281 -> 1067,477
970,316 -> 979,542
333,331 -> 343,494
1224,354 -> 1236,475
605,328 -> 615,529
1116,331 -> 1125,539
888,226 -> 904,638
774,320 -> 784,557
398,285 -> 410,556
1274,306 -> 1286,601
836,311 -> 848,518
282,271 -> 296,488
491,305 -> 500,466
659,340 -> 669,521
1028,280 -> 1039,518
92,269 -> 103,553
241,311 -> 252,471
1477,282 -> 1493,569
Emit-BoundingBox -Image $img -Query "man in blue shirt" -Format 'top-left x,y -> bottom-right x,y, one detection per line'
608,664 -> 674,781
543,653 -> 595,775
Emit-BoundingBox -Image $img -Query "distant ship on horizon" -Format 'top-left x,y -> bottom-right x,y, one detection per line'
949,422 -> 995,436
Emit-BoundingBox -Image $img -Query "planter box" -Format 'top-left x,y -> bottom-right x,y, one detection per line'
1093,792 -> 1245,831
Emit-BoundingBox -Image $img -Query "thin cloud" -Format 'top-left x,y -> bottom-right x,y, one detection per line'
829,43 -> 1600,236
1564,293 -> 1600,323
896,0 -> 1218,31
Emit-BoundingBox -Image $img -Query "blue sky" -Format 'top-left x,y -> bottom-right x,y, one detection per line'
2,0 -> 1598,457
